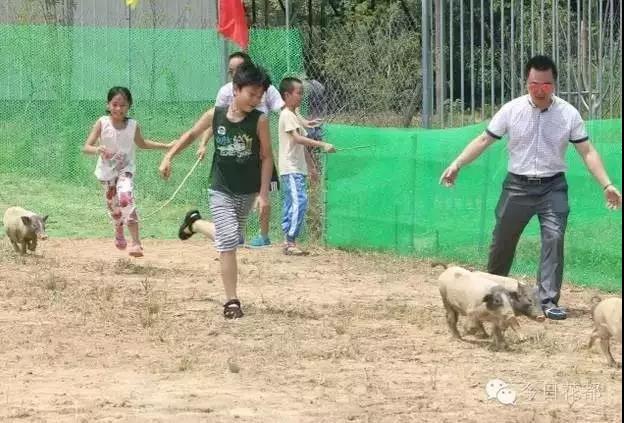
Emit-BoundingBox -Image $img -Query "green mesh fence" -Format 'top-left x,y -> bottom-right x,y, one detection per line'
0,24 -> 303,242
324,120 -> 622,291
1,24 -> 621,291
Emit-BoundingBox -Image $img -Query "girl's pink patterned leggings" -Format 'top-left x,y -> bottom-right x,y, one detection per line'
102,172 -> 139,228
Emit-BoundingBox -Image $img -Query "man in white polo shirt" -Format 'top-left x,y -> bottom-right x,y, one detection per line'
440,55 -> 622,321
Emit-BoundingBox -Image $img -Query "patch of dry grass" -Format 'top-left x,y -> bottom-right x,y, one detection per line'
0,239 -> 620,422
113,258 -> 166,277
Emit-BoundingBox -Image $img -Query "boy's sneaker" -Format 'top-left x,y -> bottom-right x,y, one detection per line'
284,243 -> 309,256
178,210 -> 202,240
249,235 -> 271,248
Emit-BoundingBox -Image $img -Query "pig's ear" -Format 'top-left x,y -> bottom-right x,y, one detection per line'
21,216 -> 32,226
483,294 -> 494,308
42,215 -> 48,223
483,293 -> 502,310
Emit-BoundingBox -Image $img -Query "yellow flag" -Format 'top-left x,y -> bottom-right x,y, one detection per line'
126,0 -> 139,8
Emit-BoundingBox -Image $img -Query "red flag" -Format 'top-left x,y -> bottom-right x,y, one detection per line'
218,0 -> 249,49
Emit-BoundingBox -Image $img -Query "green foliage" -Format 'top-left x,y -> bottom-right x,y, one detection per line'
305,3 -> 421,120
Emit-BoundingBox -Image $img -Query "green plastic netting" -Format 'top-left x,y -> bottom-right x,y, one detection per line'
0,25 -> 303,241
324,120 -> 622,291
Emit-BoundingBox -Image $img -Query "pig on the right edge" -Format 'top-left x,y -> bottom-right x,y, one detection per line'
438,266 -> 519,350
3,206 -> 48,254
589,296 -> 622,368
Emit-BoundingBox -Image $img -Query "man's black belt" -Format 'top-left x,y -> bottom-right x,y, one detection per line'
509,172 -> 564,184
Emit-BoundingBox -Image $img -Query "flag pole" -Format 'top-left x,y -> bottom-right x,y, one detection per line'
128,5 -> 132,87
285,0 -> 291,73
211,0 -> 228,85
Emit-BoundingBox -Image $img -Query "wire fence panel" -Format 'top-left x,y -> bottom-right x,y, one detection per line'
279,0 -> 621,128
0,20 -> 304,243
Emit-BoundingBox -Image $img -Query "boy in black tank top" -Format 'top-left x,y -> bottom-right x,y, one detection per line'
159,63 -> 273,319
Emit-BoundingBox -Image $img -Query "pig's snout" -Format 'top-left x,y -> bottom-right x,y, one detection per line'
510,286 -> 544,321
38,233 -> 48,240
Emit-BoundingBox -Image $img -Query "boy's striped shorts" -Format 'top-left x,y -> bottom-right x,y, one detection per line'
209,189 -> 256,252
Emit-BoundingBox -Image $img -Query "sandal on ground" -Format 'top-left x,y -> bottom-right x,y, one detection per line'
223,299 -> 244,319
114,232 -> 127,250
283,244 -> 309,256
178,210 -> 202,240
128,244 -> 144,258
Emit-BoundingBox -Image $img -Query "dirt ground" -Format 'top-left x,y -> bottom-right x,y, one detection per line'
0,238 -> 621,422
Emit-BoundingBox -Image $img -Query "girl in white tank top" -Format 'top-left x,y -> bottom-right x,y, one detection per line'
82,87 -> 172,257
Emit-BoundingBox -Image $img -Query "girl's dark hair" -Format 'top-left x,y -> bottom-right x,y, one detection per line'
107,86 -> 133,106
232,62 -> 271,91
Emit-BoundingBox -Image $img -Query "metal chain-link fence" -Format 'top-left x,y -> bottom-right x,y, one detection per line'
283,0 -> 621,128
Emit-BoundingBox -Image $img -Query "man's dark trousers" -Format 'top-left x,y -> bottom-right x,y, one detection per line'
487,172 -> 569,310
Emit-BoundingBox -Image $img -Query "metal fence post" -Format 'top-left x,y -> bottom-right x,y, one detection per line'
208,0 -> 228,86
422,0 -> 432,128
